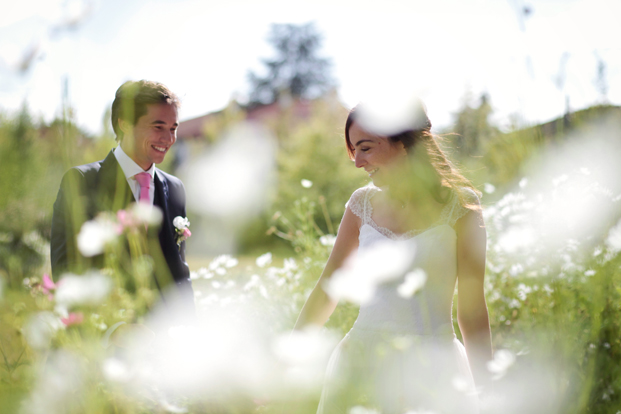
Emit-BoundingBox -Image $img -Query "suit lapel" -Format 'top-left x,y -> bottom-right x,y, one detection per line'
151,170 -> 178,289
95,150 -> 134,213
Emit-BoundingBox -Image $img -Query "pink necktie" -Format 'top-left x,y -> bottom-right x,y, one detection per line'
134,172 -> 151,204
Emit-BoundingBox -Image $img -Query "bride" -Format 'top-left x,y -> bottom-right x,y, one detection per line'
293,101 -> 492,413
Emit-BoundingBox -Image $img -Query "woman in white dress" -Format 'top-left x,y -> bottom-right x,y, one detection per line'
294,102 -> 492,413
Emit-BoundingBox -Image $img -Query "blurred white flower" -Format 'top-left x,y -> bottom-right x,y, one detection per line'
497,226 -> 536,254
301,179 -> 313,188
355,89 -> 428,137
451,374 -> 471,393
397,269 -> 427,298
484,183 -> 496,194
272,328 -> 337,389
190,267 -> 214,280
606,220 -> 621,253
182,122 -> 276,219
102,357 -> 131,383
159,399 -> 188,413
324,240 -> 415,304
519,177 -> 528,188
131,203 -> 163,225
77,215 -> 118,257
509,264 -> 524,276
209,254 -> 238,270
256,252 -> 272,268
349,406 -> 381,414
283,257 -> 297,271
487,349 -> 516,380
23,311 -> 63,350
55,272 -> 112,308
552,174 -> 568,187
319,234 -> 336,246
516,283 -> 532,301
22,351 -> 84,414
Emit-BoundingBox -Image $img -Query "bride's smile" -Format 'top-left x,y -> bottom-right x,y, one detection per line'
348,121 -> 408,187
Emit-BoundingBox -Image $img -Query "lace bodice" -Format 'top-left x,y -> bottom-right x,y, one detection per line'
345,185 -> 476,240
344,185 -> 480,336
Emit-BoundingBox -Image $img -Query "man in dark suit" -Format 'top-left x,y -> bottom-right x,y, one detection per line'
51,80 -> 194,313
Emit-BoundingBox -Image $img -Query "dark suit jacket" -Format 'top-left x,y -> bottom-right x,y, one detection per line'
51,149 -> 194,313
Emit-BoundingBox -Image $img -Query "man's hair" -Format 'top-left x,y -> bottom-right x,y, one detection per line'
111,80 -> 180,142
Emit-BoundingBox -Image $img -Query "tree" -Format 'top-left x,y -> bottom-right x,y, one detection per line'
451,92 -> 499,157
247,22 -> 333,107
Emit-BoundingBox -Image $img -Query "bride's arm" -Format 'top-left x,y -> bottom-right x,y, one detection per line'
293,206 -> 360,330
455,208 -> 493,389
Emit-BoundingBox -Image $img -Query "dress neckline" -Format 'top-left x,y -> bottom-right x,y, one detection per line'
365,188 -> 454,241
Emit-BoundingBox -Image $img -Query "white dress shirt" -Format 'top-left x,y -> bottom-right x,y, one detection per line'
114,146 -> 155,205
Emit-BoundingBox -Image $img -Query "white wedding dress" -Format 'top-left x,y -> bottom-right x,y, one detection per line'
317,185 -> 480,414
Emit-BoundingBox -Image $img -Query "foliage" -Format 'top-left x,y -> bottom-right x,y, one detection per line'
3,95 -> 621,412
450,92 -> 499,157
481,105 -> 621,187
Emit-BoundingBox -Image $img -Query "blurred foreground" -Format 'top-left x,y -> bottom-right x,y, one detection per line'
1,102 -> 621,413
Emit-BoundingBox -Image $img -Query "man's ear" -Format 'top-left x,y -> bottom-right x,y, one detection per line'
118,118 -> 133,136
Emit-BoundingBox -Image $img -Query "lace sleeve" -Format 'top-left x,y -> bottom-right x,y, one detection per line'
345,186 -> 372,221
444,187 -> 481,227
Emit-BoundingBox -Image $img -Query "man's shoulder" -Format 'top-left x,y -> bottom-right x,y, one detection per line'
60,159 -> 105,183
155,168 -> 184,187
72,159 -> 105,174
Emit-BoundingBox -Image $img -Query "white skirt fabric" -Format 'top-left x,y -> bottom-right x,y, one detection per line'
317,328 -> 479,414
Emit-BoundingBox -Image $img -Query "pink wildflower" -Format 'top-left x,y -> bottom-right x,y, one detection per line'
41,273 -> 57,300
61,312 -> 84,327
183,228 -> 192,239
116,210 -> 134,232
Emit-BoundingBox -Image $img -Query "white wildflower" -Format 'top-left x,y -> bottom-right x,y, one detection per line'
606,220 -> 621,252
301,179 -> 313,188
55,271 -> 112,308
319,234 -> 336,246
487,349 -> 516,380
509,264 -> 524,276
77,216 -> 118,257
325,240 -> 415,304
516,283 -> 532,301
256,252 -> 272,268
131,203 -> 163,225
283,257 -> 297,272
102,357 -> 131,383
519,177 -> 528,188
23,311 -> 64,350
349,406 -> 381,414
397,269 -> 427,298
484,183 -> 496,194
173,216 -> 190,229
273,328 -> 337,388
552,174 -> 568,186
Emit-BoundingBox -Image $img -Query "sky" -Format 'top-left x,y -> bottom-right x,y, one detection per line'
0,0 -> 619,134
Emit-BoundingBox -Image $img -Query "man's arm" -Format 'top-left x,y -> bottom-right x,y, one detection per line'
51,168 -> 89,280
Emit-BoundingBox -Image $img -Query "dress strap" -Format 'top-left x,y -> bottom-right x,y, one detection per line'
441,187 -> 480,227
345,185 -> 377,226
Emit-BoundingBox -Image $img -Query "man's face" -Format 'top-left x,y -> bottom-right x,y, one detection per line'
120,103 -> 179,170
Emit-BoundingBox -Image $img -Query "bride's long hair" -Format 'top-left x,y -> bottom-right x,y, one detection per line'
344,104 -> 481,210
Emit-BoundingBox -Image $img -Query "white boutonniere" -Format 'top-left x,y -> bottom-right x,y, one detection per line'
173,216 -> 192,249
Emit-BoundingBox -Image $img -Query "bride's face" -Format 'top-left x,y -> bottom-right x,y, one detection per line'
348,121 -> 407,187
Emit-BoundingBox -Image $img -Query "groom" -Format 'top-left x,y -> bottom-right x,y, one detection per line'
51,80 -> 194,312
